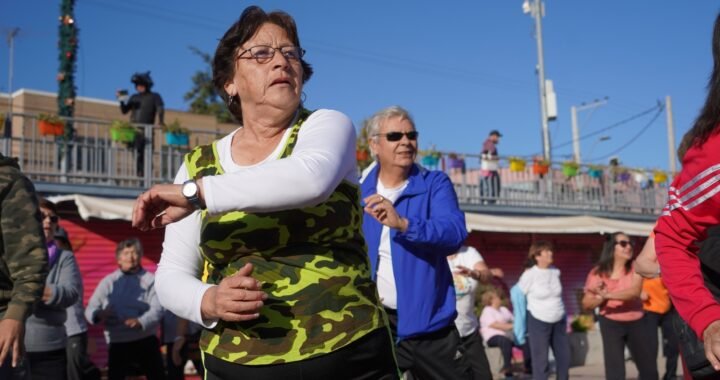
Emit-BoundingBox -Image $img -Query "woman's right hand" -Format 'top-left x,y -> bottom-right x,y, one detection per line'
201,263 -> 267,322
704,320 -> 720,371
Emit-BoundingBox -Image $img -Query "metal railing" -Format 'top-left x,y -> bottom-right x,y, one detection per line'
2,113 -> 669,216
1,113 -> 230,194
419,153 -> 668,217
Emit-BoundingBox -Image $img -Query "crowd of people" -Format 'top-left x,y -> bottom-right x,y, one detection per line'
6,4 -> 720,380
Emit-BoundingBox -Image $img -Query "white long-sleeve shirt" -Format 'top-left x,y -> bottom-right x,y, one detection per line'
155,109 -> 357,327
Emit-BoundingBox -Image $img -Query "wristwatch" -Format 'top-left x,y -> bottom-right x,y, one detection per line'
182,180 -> 203,210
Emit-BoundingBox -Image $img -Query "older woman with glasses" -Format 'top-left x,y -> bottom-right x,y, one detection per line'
19,199 -> 81,380
131,6 -> 396,380
360,106 -> 471,379
582,232 -> 657,380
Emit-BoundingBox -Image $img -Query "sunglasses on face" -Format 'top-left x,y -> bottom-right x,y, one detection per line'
374,131 -> 419,142
615,240 -> 633,248
42,214 -> 59,223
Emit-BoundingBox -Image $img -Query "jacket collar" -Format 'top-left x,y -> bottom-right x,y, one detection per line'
362,163 -> 428,197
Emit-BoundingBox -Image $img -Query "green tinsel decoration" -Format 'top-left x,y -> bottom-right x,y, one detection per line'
57,0 -> 77,141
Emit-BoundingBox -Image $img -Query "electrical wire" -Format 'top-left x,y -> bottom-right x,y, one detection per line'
551,103 -> 664,150
586,105 -> 665,161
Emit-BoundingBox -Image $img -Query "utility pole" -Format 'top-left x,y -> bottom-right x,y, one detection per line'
570,98 -> 608,164
666,95 -> 677,173
524,0 -> 552,161
6,28 -> 19,115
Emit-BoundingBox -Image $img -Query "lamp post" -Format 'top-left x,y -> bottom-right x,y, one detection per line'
587,136 -> 611,161
571,97 -> 609,164
523,0 -> 552,161
6,28 -> 19,115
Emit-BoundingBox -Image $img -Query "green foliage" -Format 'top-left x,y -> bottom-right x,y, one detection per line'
37,113 -> 66,125
110,120 -> 134,131
570,314 -> 594,332
162,119 -> 190,135
184,46 -> 234,123
356,119 -> 373,171
57,0 -> 77,140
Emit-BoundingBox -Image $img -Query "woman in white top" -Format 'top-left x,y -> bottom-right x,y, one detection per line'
517,241 -> 570,380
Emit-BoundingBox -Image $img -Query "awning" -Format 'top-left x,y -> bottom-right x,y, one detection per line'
48,194 -> 135,221
465,213 -> 655,236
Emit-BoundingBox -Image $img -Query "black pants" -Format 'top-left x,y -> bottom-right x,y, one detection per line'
163,342 -> 184,380
25,348 -> 67,380
386,308 -> 472,380
67,332 -> 100,380
108,335 -> 165,380
645,310 -> 680,380
459,330 -> 492,380
598,314 -> 659,380
487,335 -> 516,374
204,327 -> 398,380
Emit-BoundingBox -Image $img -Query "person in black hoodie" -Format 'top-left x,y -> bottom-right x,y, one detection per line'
117,71 -> 165,176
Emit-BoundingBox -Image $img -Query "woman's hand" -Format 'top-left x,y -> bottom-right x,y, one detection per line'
132,183 -> 202,231
201,263 -> 267,322
704,320 -> 720,370
363,194 -> 408,232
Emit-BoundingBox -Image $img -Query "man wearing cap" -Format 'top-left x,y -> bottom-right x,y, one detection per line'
481,130 -> 502,203
117,71 -> 165,177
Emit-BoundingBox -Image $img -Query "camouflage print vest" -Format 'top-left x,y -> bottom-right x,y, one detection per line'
184,109 -> 385,365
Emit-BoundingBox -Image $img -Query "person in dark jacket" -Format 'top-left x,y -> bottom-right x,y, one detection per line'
0,153 -> 48,377
117,71 -> 164,177
361,105 -> 471,379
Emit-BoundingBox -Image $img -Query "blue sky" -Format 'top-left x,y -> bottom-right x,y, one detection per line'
2,1 -> 718,171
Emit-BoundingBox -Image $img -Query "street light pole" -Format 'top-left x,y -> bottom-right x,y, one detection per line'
524,0 -> 552,161
571,98 -> 608,164
588,136 -> 611,161
6,28 -> 20,115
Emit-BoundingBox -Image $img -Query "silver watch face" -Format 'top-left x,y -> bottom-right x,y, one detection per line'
182,181 -> 198,198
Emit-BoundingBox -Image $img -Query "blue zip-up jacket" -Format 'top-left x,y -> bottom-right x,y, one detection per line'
361,164 -> 467,340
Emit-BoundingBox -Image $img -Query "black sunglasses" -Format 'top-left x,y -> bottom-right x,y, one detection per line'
615,240 -> 633,248
374,131 -> 419,142
42,214 -> 59,223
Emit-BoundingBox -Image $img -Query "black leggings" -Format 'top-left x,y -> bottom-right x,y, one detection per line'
598,314 -> 659,380
204,328 -> 399,380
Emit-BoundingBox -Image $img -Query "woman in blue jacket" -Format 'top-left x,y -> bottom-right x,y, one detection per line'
361,105 -> 470,379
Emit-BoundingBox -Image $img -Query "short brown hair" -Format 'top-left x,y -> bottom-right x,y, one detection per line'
38,198 -> 58,215
213,6 -> 313,123
525,240 -> 554,268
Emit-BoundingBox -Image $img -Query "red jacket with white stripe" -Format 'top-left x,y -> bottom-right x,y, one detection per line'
655,131 -> 720,338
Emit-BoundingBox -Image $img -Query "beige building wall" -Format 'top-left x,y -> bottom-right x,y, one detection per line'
1,88 -> 237,140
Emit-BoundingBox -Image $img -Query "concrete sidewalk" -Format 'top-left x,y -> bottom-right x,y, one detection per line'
486,329 -> 683,379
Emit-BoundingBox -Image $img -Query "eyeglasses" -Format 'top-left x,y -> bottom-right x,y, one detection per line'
41,213 -> 59,223
237,45 -> 305,64
373,131 -> 419,142
615,240 -> 633,248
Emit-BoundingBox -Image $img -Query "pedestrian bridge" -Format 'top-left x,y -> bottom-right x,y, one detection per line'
2,112 -> 666,221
